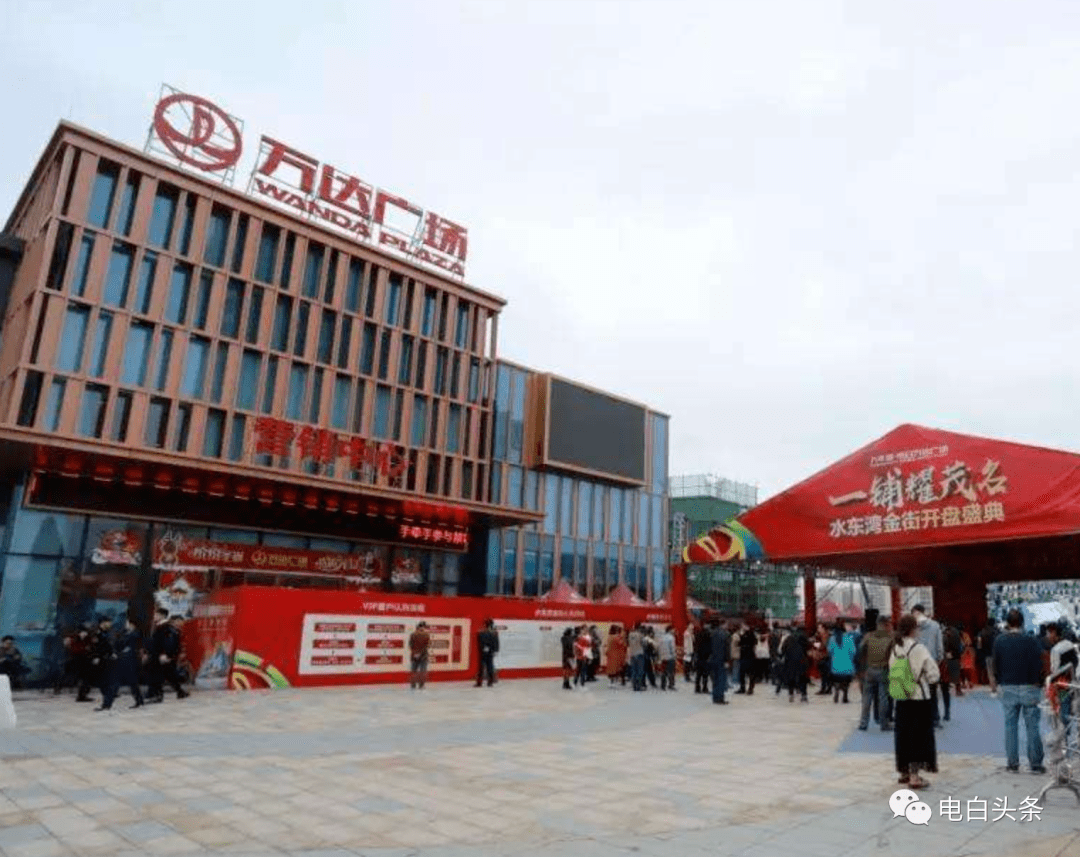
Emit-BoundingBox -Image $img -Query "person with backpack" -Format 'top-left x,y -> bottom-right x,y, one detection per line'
889,614 -> 940,790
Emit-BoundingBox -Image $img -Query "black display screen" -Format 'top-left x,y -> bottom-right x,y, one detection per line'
547,378 -> 646,482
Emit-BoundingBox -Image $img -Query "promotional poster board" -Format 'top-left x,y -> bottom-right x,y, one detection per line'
183,586 -> 672,690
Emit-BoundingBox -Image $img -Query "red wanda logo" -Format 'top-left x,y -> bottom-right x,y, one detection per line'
153,93 -> 242,172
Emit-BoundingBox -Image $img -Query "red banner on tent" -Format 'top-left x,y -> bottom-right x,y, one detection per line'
737,424 -> 1080,561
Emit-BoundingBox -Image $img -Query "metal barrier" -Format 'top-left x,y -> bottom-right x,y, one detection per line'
1038,676 -> 1080,803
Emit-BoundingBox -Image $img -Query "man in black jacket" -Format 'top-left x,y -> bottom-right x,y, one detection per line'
993,610 -> 1045,773
147,609 -> 189,703
693,622 -> 711,694
560,628 -> 574,690
97,616 -> 144,711
709,620 -> 731,704
737,624 -> 757,694
476,619 -> 499,687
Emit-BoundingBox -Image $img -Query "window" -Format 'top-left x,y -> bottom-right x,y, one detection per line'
309,368 -> 324,423
145,397 -> 170,447
221,278 -> 244,338
148,184 -> 179,248
428,399 -> 440,447
153,329 -> 173,391
262,356 -> 278,413
228,414 -> 246,461
180,335 -> 210,398
443,458 -> 453,496
46,222 -> 74,290
446,404 -> 461,454
116,172 -> 140,236
455,301 -> 470,348
86,160 -> 119,228
324,249 -> 338,303
373,385 -> 391,439
509,369 -> 525,463
255,224 -> 279,283
638,490 -> 648,546
173,403 -> 192,451
391,389 -> 404,440
134,252 -> 157,314
302,242 -> 323,298
337,317 -> 352,368
209,342 -> 228,403
16,371 -> 43,427
317,310 -> 336,363
286,363 -> 308,420
44,379 -> 65,431
414,342 -> 427,389
77,384 -> 108,438
411,395 -> 428,446
578,482 -> 592,536
244,287 -> 263,345
426,454 -> 441,494
402,280 -> 415,329
490,462 -> 502,504
110,391 -> 132,441
192,270 -> 212,329
56,304 -> 90,372
651,494 -> 663,549
611,489 -> 623,543
203,205 -> 230,267
526,470 -> 539,513
651,415 -> 669,494
279,232 -> 295,287
70,232 -> 95,297
593,485 -> 605,540
450,354 -> 461,399
468,358 -> 479,403
165,263 -> 192,324
294,302 -> 310,356
560,477 -> 572,536
502,534 -> 518,594
544,475 -> 558,533
88,311 -> 113,377
121,321 -> 153,386
493,365 -> 509,459
231,351 -> 260,411
398,335 -> 414,385
230,214 -> 248,273
364,269 -> 379,317
434,348 -> 448,396
462,462 -> 474,500
622,489 -> 634,543
360,323 -> 377,375
100,242 -> 134,307
331,375 -> 351,429
345,259 -> 364,312
204,409 -> 225,457
351,380 -> 365,432
385,274 -> 402,325
421,288 -> 437,336
438,293 -> 449,340
508,465 -> 524,508
177,195 -> 196,256
377,330 -> 391,380
271,295 -> 292,351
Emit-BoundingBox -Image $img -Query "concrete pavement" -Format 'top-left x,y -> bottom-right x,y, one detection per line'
1,679 -> 1078,857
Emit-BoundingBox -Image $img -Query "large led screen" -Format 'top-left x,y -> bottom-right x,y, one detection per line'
546,378 -> 646,482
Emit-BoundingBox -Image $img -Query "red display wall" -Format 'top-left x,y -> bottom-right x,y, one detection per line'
183,586 -> 673,690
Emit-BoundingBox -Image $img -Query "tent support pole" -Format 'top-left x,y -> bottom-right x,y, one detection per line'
803,571 -> 817,631
891,585 -> 903,623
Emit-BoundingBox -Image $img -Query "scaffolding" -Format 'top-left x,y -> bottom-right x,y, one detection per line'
689,561 -> 800,619
669,474 -> 759,507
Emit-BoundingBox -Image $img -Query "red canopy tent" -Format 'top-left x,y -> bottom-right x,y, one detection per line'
675,424 -> 1080,631
600,583 -> 647,606
538,579 -> 591,604
816,600 -> 842,622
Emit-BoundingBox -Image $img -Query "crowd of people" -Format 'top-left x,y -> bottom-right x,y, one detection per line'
1,608 -> 191,710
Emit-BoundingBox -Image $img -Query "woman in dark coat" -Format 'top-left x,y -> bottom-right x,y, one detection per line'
781,623 -> 810,703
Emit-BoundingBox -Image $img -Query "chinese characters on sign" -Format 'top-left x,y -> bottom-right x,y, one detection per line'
252,417 -> 408,481
828,458 -> 1009,539
250,137 -> 467,277
397,524 -> 470,550
869,445 -> 949,469
146,89 -> 468,278
938,796 -> 1042,823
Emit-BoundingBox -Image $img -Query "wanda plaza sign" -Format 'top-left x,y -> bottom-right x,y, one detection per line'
146,85 -> 467,278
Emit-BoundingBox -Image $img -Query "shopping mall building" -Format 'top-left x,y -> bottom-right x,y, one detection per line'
0,91 -> 670,680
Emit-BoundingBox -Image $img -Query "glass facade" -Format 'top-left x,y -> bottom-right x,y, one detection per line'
485,362 -> 670,601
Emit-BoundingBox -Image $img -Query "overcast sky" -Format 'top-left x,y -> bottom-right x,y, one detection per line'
2,0 -> 1078,500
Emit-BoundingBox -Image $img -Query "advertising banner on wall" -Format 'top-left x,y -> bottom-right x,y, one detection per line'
181,587 -> 672,690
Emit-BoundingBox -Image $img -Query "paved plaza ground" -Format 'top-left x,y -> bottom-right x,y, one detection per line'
2,678 -> 1079,857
